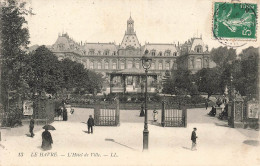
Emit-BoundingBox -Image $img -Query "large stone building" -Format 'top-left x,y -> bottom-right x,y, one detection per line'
48,16 -> 215,93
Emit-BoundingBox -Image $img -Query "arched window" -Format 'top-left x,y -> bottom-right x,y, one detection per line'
127,61 -> 133,69
121,61 -> 125,69
104,62 -> 109,69
97,62 -> 102,69
196,58 -> 202,69
90,61 -> 94,69
159,62 -> 163,70
112,62 -> 117,69
165,62 -> 170,70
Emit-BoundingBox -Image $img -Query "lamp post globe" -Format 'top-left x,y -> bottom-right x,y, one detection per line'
141,50 -> 152,151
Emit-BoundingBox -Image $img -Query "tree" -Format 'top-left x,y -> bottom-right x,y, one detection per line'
0,0 -> 31,112
235,47 -> 259,97
27,46 -> 64,95
196,68 -> 221,98
162,68 -> 198,96
210,46 -> 236,68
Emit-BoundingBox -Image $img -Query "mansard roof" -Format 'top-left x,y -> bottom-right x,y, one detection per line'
50,33 -> 83,54
190,38 -> 208,52
143,43 -> 178,53
83,42 -> 118,54
182,37 -> 209,53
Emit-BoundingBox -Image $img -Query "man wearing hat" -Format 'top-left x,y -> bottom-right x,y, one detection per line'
191,128 -> 198,151
87,115 -> 95,134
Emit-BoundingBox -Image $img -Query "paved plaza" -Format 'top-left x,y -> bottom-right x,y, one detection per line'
0,108 -> 259,166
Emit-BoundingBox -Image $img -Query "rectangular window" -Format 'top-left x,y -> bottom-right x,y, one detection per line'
135,62 -> 139,69
151,63 -> 155,70
90,62 -> 94,69
121,62 -> 125,69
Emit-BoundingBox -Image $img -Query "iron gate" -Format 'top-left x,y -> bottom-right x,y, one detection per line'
94,100 -> 120,126
161,101 -> 187,127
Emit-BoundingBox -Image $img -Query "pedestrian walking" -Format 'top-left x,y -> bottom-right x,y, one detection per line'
29,116 -> 35,137
153,109 -> 158,122
41,129 -> 53,150
87,115 -> 95,134
63,108 -> 68,121
140,103 -> 145,117
191,128 -> 198,151
205,100 -> 208,110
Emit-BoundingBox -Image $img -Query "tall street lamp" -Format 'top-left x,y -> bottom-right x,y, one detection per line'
141,50 -> 152,151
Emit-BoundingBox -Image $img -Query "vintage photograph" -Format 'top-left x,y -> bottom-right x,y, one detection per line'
0,0 -> 259,165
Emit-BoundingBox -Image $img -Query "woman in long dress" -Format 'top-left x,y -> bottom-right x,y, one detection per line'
41,129 -> 53,150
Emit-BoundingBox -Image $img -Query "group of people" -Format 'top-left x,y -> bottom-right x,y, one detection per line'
207,96 -> 229,119
28,113 -> 95,151
56,107 -> 68,121
29,116 -> 53,150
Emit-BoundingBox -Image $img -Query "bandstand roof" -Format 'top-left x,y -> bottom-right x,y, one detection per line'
110,67 -> 157,76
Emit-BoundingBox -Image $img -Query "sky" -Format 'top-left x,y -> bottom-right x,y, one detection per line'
25,0 -> 260,53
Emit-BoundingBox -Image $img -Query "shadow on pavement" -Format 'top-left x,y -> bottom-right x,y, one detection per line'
243,140 -> 259,146
81,122 -> 87,124
82,130 -> 89,133
149,120 -> 161,127
214,122 -> 229,128
25,134 -> 32,137
105,138 -> 137,151
182,146 -> 191,151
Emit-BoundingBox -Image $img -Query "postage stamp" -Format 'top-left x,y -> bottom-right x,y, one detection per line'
213,2 -> 257,40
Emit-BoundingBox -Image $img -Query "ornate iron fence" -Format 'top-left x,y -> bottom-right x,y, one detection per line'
94,100 -> 120,126
161,101 -> 187,127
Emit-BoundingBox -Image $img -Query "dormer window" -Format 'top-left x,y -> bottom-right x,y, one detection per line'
195,45 -> 203,53
151,50 -> 156,56
98,51 -> 101,55
104,50 -> 110,55
113,51 -> 116,55
173,52 -> 177,56
165,50 -> 171,56
89,49 -> 95,55
159,52 -> 162,56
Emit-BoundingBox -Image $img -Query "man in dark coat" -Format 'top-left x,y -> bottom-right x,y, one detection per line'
87,115 -> 95,134
41,129 -> 53,150
191,128 -> 198,151
63,108 -> 68,121
29,117 -> 35,137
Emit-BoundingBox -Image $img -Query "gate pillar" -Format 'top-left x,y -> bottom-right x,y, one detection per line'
161,101 -> 165,127
115,98 -> 120,126
182,107 -> 187,128
228,92 -> 244,128
94,105 -> 100,125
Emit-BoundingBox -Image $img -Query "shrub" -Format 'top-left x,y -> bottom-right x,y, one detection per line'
1,107 -> 23,127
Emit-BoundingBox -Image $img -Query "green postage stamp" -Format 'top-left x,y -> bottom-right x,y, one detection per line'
213,2 -> 257,40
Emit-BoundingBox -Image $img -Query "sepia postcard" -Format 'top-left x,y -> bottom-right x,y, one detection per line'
0,0 -> 259,166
